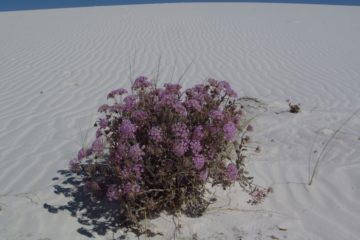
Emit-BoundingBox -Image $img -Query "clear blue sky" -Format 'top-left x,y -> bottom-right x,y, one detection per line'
1,0 -> 360,12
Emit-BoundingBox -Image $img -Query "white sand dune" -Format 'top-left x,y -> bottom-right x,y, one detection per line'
1,3 -> 360,240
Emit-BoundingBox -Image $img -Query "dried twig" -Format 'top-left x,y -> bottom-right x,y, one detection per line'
308,107 -> 360,185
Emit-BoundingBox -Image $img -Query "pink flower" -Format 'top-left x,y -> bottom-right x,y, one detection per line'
193,154 -> 205,170
131,110 -> 148,122
129,144 -> 144,162
96,129 -> 102,138
186,85 -> 209,106
77,148 -> 86,160
132,163 -> 144,180
123,182 -> 140,194
119,119 -> 137,139
225,88 -> 237,97
116,143 -> 127,161
172,122 -> 189,139
107,92 -> 115,99
91,138 -> 104,154
106,185 -> 119,201
173,140 -> 189,157
108,104 -> 123,113
98,104 -> 109,113
133,76 -> 151,89
193,125 -> 204,140
185,99 -> 202,112
71,76 -> 247,209
223,122 -> 237,142
99,118 -> 109,129
218,80 -> 230,91
149,126 -> 163,143
159,93 -> 176,106
210,110 -> 224,121
192,84 -> 207,93
173,103 -> 187,117
123,95 -> 137,112
208,78 -> 218,87
107,88 -> 128,99
190,140 -> 202,154
226,163 -> 238,181
164,83 -> 181,94
218,80 -> 237,97
69,158 -> 80,170
208,124 -> 221,135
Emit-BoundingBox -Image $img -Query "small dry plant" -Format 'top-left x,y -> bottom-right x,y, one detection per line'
308,107 -> 360,185
288,103 -> 301,114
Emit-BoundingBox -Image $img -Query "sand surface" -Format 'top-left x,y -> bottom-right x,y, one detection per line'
1,3 -> 360,240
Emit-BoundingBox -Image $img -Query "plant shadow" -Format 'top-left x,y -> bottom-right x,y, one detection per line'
43,169 -> 128,238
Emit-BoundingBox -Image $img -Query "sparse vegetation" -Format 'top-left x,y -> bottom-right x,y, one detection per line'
288,102 -> 300,114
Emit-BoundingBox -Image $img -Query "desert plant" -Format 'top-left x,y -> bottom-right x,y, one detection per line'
288,102 -> 301,114
70,77 -> 267,233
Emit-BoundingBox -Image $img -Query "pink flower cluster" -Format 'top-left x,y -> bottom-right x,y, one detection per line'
71,77 -> 246,203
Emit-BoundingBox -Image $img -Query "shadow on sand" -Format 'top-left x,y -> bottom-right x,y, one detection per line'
43,169 -> 128,238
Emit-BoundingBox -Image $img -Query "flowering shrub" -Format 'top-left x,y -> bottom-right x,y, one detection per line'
70,77 -> 267,231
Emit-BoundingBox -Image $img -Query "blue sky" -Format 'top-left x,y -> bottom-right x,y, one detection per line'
1,0 -> 360,12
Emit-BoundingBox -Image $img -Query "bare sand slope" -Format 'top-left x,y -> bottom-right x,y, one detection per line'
0,3 -> 360,240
